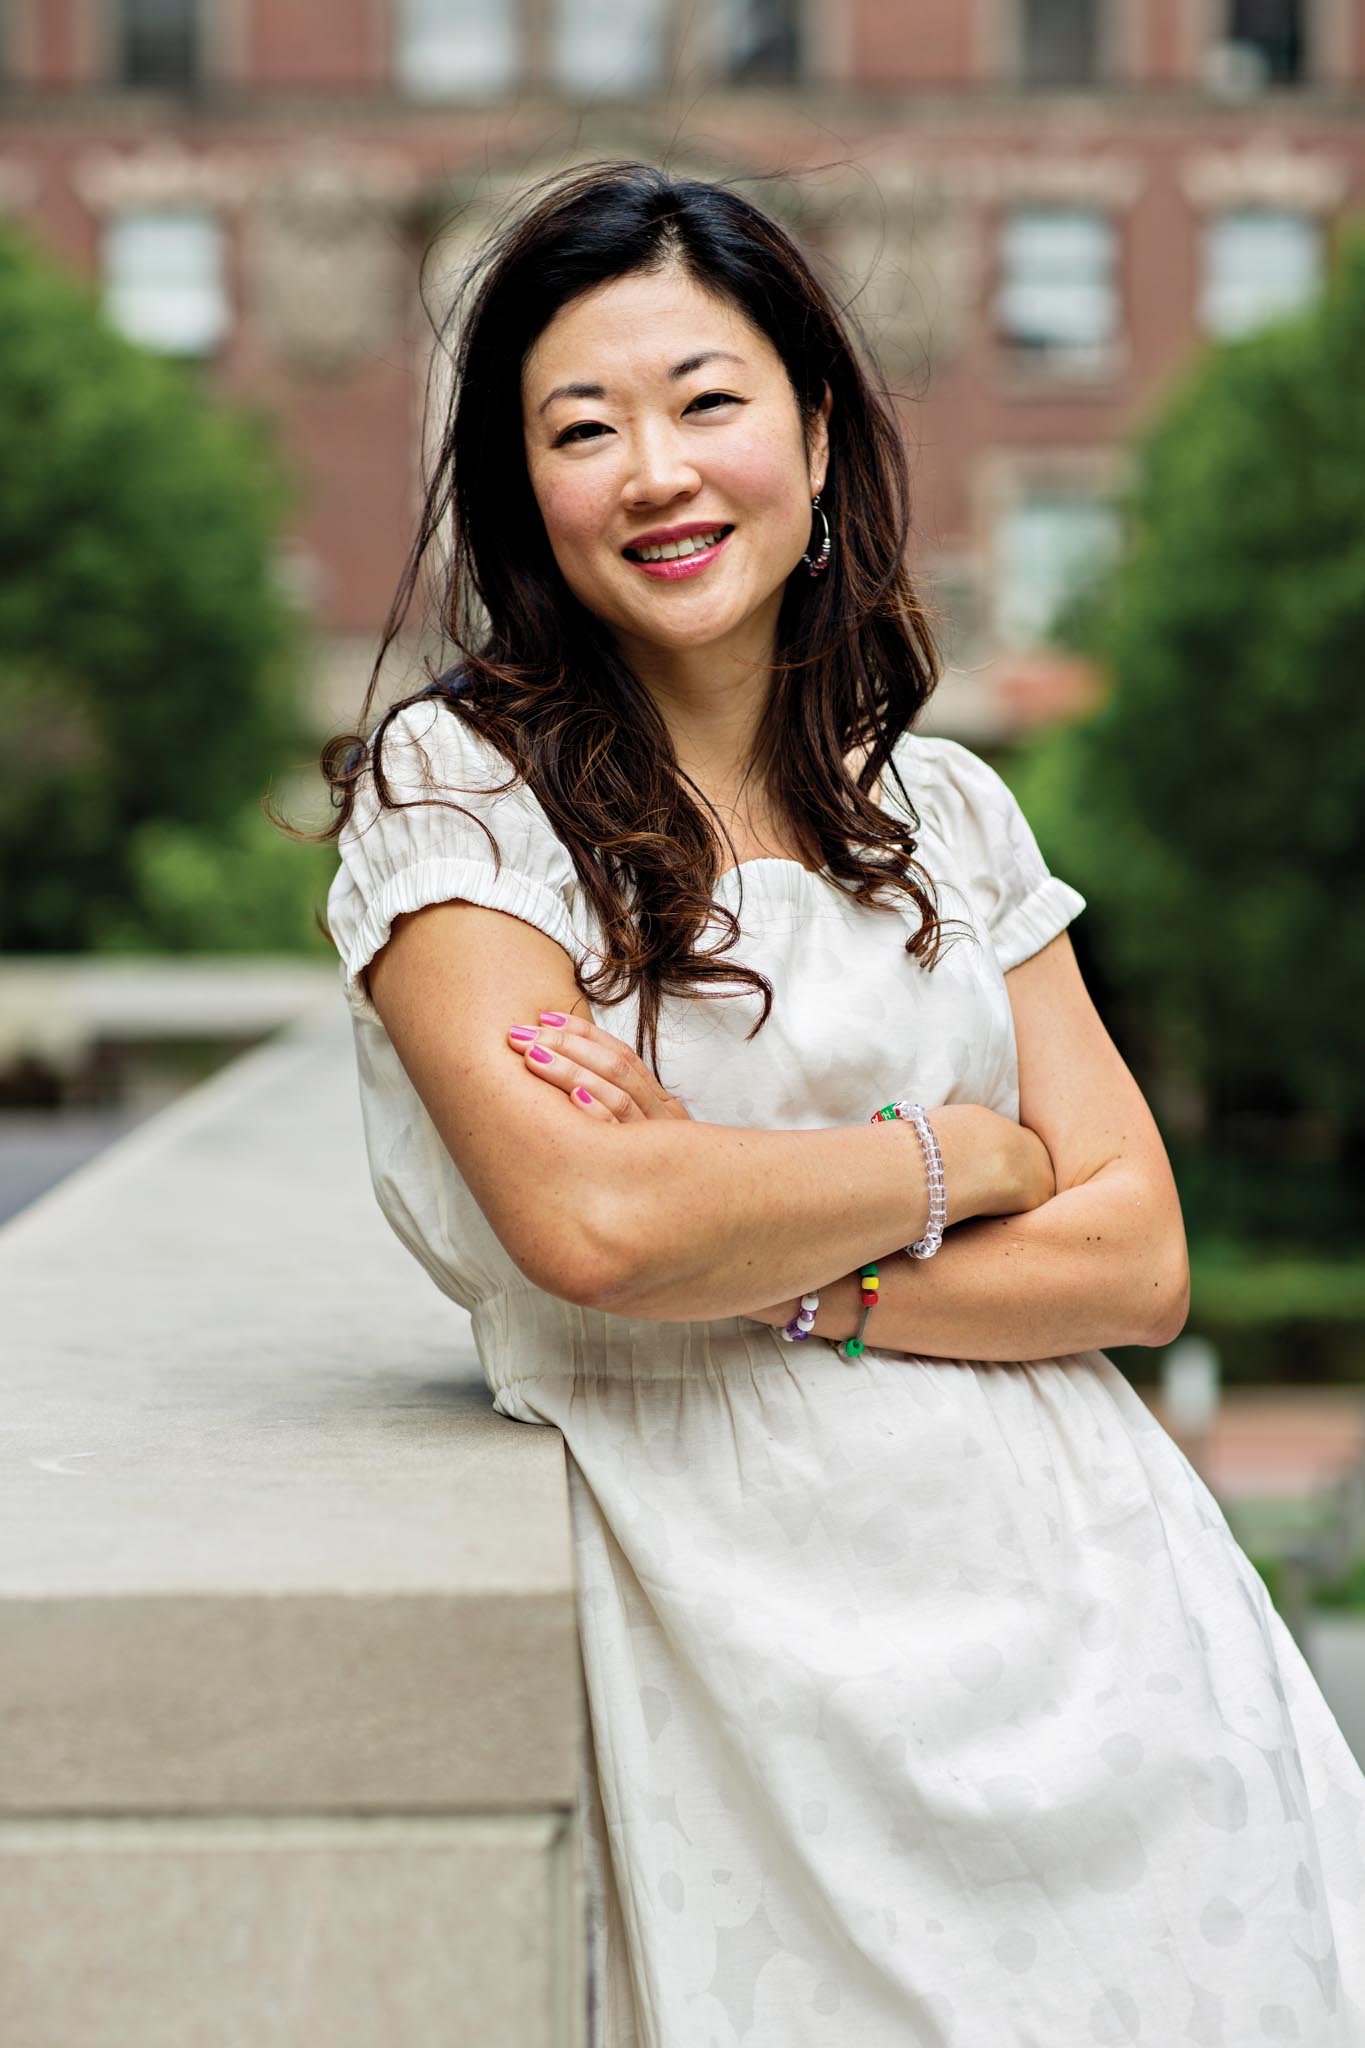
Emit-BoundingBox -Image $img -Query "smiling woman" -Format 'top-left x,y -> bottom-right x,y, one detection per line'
523,278 -> 826,661
312,162 -> 1365,2047
322,160 -> 947,1065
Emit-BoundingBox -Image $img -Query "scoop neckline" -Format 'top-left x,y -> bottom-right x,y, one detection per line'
715,855 -> 825,884
714,765 -> 904,886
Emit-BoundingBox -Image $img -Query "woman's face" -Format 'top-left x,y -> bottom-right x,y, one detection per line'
521,263 -> 830,667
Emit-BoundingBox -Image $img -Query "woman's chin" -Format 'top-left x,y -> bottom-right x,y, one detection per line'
611,591 -> 781,659
620,617 -> 760,659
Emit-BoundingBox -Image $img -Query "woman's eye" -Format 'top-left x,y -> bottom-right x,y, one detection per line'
553,391 -> 740,447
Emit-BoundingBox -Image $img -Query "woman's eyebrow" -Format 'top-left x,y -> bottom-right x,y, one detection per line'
536,349 -> 748,415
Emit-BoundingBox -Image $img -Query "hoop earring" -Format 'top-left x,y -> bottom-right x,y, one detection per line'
802,492 -> 832,577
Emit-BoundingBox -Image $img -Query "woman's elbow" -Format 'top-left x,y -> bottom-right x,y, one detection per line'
508,1183 -> 643,1313
1142,1238 -> 1191,1348
535,1203 -> 673,1316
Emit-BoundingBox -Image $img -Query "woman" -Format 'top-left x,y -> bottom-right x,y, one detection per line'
323,162 -> 1365,2045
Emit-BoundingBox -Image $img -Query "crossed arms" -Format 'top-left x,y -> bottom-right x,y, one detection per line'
365,901 -> 1190,1364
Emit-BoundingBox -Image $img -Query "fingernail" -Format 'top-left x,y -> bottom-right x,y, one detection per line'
539,1010 -> 567,1026
574,1087 -> 594,1104
528,1045 -> 554,1065
508,1026 -> 538,1042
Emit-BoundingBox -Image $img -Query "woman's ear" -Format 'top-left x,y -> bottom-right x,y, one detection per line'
810,380 -> 833,495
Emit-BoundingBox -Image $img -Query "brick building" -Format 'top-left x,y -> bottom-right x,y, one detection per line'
3,0 -> 1363,736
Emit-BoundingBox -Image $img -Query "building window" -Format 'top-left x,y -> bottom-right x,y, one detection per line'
393,0 -> 517,99
997,206 -> 1119,371
551,0 -> 665,94
1225,0 -> 1305,85
1021,0 -> 1099,85
996,488 -> 1121,646
1200,209 -> 1323,339
103,208 -> 229,358
118,0 -> 199,89
720,0 -> 801,83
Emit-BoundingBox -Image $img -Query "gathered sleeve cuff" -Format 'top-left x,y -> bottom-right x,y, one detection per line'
325,698 -> 581,1024
907,736 -> 1086,974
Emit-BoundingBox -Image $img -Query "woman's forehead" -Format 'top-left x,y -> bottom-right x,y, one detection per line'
522,271 -> 773,401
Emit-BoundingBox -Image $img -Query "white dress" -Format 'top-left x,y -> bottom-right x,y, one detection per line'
328,695 -> 1365,2048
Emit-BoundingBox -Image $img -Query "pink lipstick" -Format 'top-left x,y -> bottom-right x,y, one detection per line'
623,529 -> 734,582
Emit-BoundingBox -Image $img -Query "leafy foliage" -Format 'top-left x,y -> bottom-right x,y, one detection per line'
1013,232 -> 1365,1129
91,799 -> 338,954
0,220 -> 314,951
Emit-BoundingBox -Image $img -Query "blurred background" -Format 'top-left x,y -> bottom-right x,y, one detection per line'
1,1 -> 1363,1721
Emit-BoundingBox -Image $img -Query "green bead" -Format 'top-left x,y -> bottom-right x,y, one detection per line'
842,1337 -> 865,1358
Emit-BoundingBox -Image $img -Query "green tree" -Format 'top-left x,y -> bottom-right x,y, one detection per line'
1014,231 -> 1365,1136
0,220 -> 327,952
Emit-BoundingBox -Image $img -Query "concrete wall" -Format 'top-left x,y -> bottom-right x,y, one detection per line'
0,1005 -> 586,2046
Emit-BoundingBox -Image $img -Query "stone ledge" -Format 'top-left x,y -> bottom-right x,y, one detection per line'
0,1813 -> 581,2048
0,1007 -> 582,1815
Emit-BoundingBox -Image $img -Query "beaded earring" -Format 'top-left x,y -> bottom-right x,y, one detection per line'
802,493 -> 832,576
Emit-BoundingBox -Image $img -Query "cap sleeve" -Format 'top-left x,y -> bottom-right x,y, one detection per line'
909,735 -> 1086,973
326,696 -> 580,1022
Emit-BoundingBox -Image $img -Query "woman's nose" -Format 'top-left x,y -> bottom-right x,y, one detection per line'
622,422 -> 701,505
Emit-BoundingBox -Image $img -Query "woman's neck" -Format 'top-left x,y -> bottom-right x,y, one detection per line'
615,630 -> 889,859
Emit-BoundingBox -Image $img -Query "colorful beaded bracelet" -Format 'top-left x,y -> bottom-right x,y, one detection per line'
871,1100 -> 946,1259
780,1291 -> 820,1342
837,1263 -> 880,1359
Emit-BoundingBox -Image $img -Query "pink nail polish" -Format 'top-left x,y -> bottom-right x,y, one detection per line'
539,1010 -> 568,1026
528,1044 -> 554,1065
574,1087 -> 594,1105
508,1026 -> 538,1042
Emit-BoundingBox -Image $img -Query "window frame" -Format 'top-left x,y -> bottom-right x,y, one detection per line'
392,0 -> 523,101
115,0 -> 201,92
1198,205 -> 1325,339
715,0 -> 804,85
1224,0 -> 1308,86
994,200 -> 1125,382
102,202 -> 230,359
981,456 -> 1126,652
997,0 -> 1126,87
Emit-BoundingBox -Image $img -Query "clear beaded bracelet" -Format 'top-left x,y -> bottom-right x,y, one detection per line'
871,1100 -> 946,1259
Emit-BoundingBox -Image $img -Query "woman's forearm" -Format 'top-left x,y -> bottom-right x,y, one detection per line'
788,1164 -> 1190,1362
571,1106 -> 1040,1320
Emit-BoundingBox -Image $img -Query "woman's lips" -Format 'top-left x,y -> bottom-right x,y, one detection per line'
624,529 -> 734,581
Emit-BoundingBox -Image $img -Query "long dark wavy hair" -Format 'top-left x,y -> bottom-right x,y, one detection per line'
310,158 -> 955,1074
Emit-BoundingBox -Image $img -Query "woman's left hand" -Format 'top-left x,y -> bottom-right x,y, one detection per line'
506,1011 -> 693,1123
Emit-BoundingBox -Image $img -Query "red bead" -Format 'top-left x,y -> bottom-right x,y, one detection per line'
861,1289 -> 878,1307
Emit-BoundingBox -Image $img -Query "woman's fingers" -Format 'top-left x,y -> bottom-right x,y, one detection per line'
543,1012 -> 690,1118
568,1083 -> 616,1122
507,1027 -> 648,1122
504,1012 -> 690,1122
